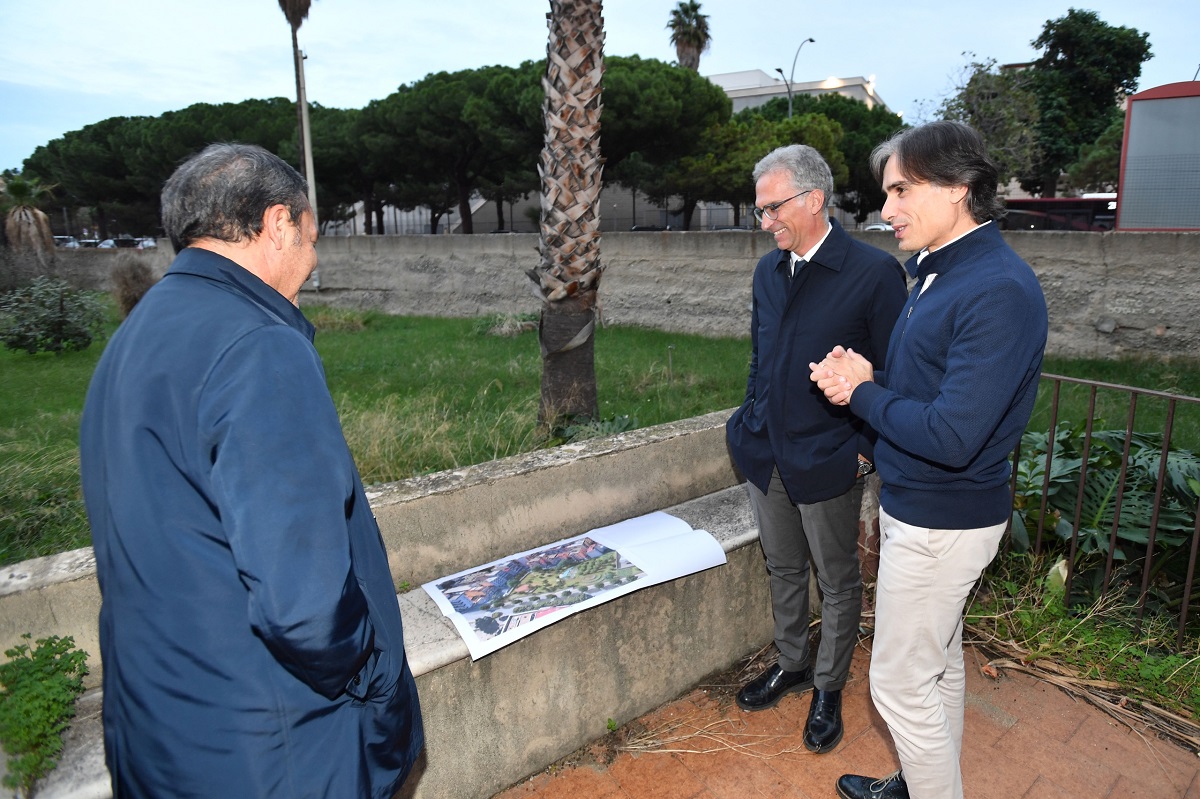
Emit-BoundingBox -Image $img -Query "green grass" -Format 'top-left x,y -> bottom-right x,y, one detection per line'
6,304 -> 1200,567
1032,355 -> 1200,452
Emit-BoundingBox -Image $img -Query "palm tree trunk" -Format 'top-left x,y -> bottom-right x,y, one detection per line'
531,0 -> 605,427
290,26 -> 306,179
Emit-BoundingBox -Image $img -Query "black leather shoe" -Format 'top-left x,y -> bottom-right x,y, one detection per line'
802,688 -> 843,753
735,663 -> 813,711
836,771 -> 910,799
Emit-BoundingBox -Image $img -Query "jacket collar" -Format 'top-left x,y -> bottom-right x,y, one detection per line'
771,216 -> 851,275
166,247 -> 316,341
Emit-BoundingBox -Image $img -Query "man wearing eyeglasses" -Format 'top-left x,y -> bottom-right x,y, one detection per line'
726,144 -> 907,754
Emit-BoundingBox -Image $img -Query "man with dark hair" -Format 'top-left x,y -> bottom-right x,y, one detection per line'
726,144 -> 906,753
81,143 -> 424,798
810,121 -> 1047,799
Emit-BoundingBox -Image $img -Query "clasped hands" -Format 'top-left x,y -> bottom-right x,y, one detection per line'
808,346 -> 874,406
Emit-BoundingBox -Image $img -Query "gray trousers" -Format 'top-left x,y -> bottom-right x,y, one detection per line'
747,469 -> 863,689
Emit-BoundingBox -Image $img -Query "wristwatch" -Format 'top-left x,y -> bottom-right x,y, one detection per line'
857,459 -> 876,478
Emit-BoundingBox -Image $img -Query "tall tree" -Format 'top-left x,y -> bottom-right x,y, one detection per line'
1026,9 -> 1150,196
666,1 -> 710,72
527,0 -> 604,426
278,0 -> 318,216
939,57 -> 1040,187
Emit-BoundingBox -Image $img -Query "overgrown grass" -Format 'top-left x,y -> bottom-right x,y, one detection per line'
969,552 -> 1200,718
5,304 -> 1200,572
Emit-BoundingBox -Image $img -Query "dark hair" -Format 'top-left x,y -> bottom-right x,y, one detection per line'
752,144 -> 834,210
160,143 -> 309,253
870,121 -> 1004,223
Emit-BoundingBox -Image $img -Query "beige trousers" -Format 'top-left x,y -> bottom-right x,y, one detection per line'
869,507 -> 1005,799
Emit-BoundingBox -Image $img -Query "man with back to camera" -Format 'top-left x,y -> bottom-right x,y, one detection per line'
725,144 -> 907,753
810,121 -> 1048,799
80,143 -> 424,798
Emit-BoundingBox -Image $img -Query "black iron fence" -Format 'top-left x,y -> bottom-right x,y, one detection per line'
1011,373 -> 1200,648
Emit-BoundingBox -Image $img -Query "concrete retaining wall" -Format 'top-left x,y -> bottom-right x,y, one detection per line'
56,229 -> 1200,359
2,411 -> 779,799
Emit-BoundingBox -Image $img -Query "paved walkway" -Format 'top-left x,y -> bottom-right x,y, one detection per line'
493,641 -> 1199,799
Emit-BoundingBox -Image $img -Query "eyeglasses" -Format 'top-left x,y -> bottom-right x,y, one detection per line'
753,190 -> 813,223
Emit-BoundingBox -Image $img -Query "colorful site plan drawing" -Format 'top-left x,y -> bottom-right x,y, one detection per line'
423,511 -> 727,659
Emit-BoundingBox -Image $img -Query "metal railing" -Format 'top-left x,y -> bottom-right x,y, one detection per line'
1011,373 -> 1200,648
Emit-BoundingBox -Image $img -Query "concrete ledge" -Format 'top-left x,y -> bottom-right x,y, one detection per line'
6,410 -> 777,799
31,485 -> 770,799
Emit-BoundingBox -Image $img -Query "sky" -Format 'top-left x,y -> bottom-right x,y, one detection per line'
1,0 -> 1197,172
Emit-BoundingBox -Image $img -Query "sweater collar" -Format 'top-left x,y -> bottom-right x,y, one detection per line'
165,247 -> 316,341
905,220 -> 1002,280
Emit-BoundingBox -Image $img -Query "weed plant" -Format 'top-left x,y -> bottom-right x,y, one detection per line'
968,552 -> 1200,718
0,634 -> 88,797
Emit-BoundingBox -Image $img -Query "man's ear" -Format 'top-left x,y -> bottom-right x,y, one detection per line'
262,204 -> 292,250
808,190 -> 826,214
948,184 -> 970,206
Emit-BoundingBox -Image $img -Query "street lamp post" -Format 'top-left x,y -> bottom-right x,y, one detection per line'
775,37 -> 815,119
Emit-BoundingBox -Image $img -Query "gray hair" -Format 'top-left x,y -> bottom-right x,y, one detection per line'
870,121 -> 1004,224
752,145 -> 835,210
161,143 -> 310,253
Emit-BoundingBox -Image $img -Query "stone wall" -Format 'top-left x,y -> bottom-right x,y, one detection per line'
52,229 -> 1200,359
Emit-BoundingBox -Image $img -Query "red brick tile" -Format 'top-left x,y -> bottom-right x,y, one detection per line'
767,749 -> 859,798
1065,715 -> 1198,796
1109,773 -> 1193,798
991,719 -> 1121,796
676,747 -> 799,798
607,751 -> 707,799
536,765 -> 626,799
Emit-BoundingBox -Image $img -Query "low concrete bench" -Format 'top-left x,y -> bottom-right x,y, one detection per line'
4,411 -> 783,799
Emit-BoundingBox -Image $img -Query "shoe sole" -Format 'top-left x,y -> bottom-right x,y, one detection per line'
735,679 -> 814,712
803,725 -> 844,753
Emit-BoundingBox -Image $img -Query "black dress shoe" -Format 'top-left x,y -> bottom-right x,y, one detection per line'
836,771 -> 910,799
735,663 -> 813,711
802,688 -> 843,753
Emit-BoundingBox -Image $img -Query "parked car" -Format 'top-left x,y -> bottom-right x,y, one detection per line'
137,237 -> 158,249
863,222 -> 894,232
53,236 -> 80,248
97,239 -> 116,248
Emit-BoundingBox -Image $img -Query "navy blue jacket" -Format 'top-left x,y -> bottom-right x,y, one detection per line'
80,249 -> 423,798
726,219 -> 907,504
849,222 -> 1048,528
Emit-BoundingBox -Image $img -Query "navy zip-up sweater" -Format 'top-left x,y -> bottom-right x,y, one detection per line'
848,222 -> 1048,528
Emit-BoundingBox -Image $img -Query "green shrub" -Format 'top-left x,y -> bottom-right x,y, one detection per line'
109,255 -> 157,318
0,634 -> 88,797
0,277 -> 105,355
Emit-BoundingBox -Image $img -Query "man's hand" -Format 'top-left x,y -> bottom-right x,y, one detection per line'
809,346 -> 875,406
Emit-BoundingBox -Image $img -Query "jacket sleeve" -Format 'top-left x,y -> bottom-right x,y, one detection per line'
849,275 -> 1044,469
744,282 -> 760,404
855,260 -> 908,461
200,325 -> 374,700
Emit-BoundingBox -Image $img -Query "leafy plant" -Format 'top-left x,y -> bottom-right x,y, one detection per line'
0,634 -> 89,797
0,277 -> 106,355
1012,422 -> 1200,613
558,414 -> 638,445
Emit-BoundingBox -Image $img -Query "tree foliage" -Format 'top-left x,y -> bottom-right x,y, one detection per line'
936,10 -> 1150,198
666,1 -> 711,72
737,93 -> 903,223
939,56 -> 1040,186
1065,114 -> 1124,194
1027,9 -> 1151,196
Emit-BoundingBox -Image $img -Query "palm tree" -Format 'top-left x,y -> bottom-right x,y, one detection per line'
2,175 -> 55,270
526,0 -> 605,427
277,0 -> 318,219
667,1 -> 711,72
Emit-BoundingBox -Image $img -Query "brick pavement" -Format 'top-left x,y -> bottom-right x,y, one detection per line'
493,642 -> 1200,799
